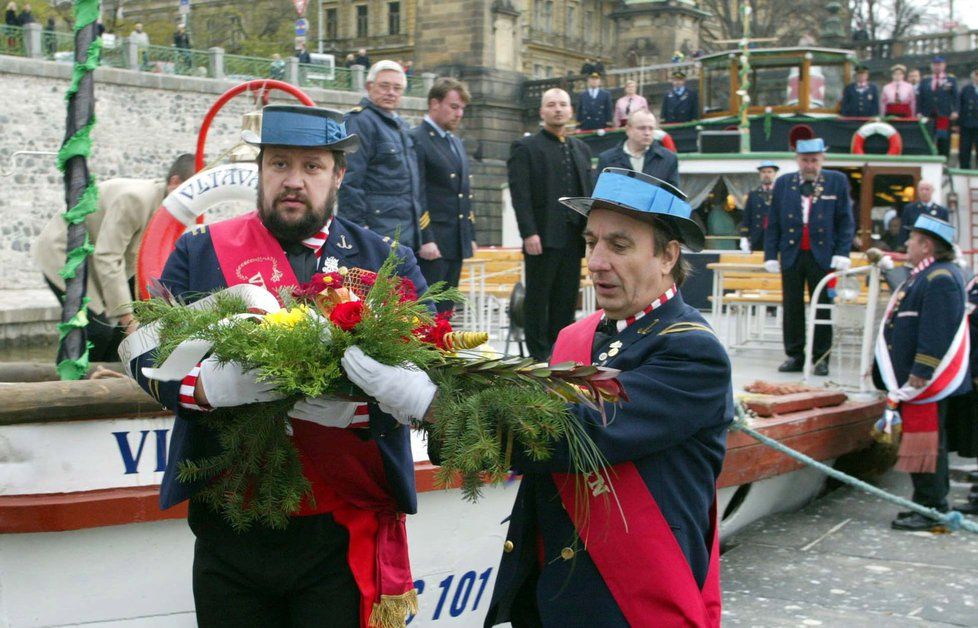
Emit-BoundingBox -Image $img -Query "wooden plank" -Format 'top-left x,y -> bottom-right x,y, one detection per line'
0,379 -> 164,425
745,390 -> 849,417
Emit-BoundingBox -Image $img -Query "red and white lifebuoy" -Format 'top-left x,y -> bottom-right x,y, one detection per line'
851,121 -> 903,155
136,163 -> 260,299
654,129 -> 677,152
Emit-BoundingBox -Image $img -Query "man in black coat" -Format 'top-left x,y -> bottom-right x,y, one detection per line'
899,180 -> 947,248
918,55 -> 959,158
958,68 -> 978,170
840,65 -> 880,117
596,110 -> 679,188
661,70 -> 699,123
508,88 -> 593,360
739,161 -> 779,252
576,73 -> 614,131
409,78 -> 477,313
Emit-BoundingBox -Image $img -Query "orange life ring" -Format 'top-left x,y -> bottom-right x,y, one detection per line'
136,163 -> 259,299
653,129 -> 677,152
851,121 -> 903,155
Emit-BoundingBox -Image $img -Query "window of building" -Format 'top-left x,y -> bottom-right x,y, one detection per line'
584,10 -> 593,42
388,2 -> 400,35
566,5 -> 575,38
543,1 -> 553,33
546,65 -> 554,78
326,8 -> 338,41
534,63 -> 543,78
356,5 -> 368,38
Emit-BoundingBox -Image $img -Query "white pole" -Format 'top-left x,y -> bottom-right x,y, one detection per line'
317,0 -> 324,53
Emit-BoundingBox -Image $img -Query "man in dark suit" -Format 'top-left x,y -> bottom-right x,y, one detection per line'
958,68 -> 978,169
119,106 -> 430,627
764,138 -> 855,375
739,161 -> 779,252
918,55 -> 959,158
596,110 -> 679,188
899,180 -> 947,248
509,88 -> 594,361
840,65 -> 880,117
485,169 -> 731,627
661,70 -> 699,123
410,78 -> 477,313
576,72 -> 614,131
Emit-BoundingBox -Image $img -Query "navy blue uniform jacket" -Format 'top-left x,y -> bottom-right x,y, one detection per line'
919,75 -> 959,118
577,88 -> 614,130
339,98 -> 425,250
409,120 -> 475,260
595,141 -> 680,189
874,261 -> 971,396
660,88 -> 699,123
764,170 -> 855,270
485,292 -> 733,627
741,186 -> 774,250
129,215 -> 427,514
840,83 -> 880,117
899,201 -> 949,246
960,83 -> 978,128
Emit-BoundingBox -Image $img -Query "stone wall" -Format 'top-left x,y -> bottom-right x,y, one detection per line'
0,55 -> 438,292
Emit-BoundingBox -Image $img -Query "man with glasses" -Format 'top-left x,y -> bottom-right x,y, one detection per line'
339,59 -> 426,252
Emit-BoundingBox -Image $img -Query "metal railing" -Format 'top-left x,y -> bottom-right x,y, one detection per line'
139,43 -> 210,76
224,52 -> 279,81
1,24 -> 25,57
298,63 -> 354,91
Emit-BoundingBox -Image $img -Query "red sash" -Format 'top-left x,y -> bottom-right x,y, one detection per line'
550,312 -> 721,626
210,212 -> 416,627
884,102 -> 912,117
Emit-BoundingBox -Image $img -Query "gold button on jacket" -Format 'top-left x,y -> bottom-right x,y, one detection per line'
503,540 -> 514,553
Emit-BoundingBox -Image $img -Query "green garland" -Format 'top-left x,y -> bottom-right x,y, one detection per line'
134,252 -> 618,529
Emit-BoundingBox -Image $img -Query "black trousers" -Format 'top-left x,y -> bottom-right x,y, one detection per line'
189,504 -> 359,628
781,250 -> 832,361
910,399 -> 950,511
45,278 -> 126,363
960,127 -> 978,170
523,247 -> 582,361
418,256 -> 463,314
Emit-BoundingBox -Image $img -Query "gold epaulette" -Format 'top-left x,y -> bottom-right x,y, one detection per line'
349,106 -> 363,113
926,268 -> 952,281
190,224 -> 208,235
658,322 -> 716,337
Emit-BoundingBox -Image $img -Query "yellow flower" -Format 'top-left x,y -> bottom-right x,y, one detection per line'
261,305 -> 310,329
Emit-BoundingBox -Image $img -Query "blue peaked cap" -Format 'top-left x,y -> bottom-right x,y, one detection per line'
559,168 -> 706,251
913,214 -> 956,247
758,160 -> 779,171
796,138 -> 827,154
242,105 -> 359,153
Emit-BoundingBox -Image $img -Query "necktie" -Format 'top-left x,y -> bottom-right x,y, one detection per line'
800,181 -> 814,197
592,318 -> 619,355
626,97 -> 633,114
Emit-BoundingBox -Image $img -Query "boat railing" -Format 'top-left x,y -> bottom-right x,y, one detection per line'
803,259 -> 885,394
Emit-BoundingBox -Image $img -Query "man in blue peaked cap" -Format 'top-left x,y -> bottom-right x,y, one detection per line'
485,168 -> 733,627
122,104 -> 438,627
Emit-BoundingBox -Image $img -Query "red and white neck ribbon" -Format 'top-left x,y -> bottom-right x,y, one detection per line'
610,284 -> 678,333
301,218 -> 332,258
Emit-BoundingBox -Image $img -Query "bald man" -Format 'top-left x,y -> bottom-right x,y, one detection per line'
899,181 -> 948,248
508,88 -> 594,360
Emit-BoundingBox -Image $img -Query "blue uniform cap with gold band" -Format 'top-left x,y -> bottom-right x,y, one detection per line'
559,168 -> 706,251
757,160 -> 779,171
242,105 -> 359,153
912,214 -> 956,248
795,138 -> 827,154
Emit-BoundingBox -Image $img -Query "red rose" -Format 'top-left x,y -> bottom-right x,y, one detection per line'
415,311 -> 453,349
397,278 -> 418,303
293,272 -> 345,300
329,301 -> 365,331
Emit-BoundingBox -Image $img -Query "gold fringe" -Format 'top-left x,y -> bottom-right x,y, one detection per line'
368,590 -> 419,628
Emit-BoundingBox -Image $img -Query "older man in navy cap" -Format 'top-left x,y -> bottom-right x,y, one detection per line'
485,168 -> 733,627
874,215 -> 970,531
918,55 -> 959,158
123,105 -> 434,627
739,160 -> 779,252
764,138 -> 855,375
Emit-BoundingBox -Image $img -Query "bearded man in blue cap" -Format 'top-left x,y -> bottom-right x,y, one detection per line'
873,215 -> 971,531
764,138 -> 855,376
122,105 -> 437,627
484,168 -> 733,627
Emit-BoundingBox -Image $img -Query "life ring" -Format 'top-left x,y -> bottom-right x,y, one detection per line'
136,163 -> 261,299
136,79 -> 316,300
654,129 -> 677,152
851,121 -> 903,155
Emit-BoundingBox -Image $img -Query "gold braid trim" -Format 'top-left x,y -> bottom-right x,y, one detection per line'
658,322 -> 716,337
368,589 -> 419,628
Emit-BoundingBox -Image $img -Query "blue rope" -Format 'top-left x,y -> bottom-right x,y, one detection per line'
732,404 -> 978,534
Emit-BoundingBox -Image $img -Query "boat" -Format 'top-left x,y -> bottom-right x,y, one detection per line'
4,45 -> 975,627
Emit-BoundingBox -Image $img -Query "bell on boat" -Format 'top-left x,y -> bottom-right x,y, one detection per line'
229,111 -> 262,162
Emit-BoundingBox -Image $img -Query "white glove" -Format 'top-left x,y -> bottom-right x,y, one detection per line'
764,260 -> 781,273
831,255 -> 852,271
879,255 -> 895,271
739,237 -> 751,253
198,356 -> 284,408
288,396 -> 359,428
341,346 -> 437,425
